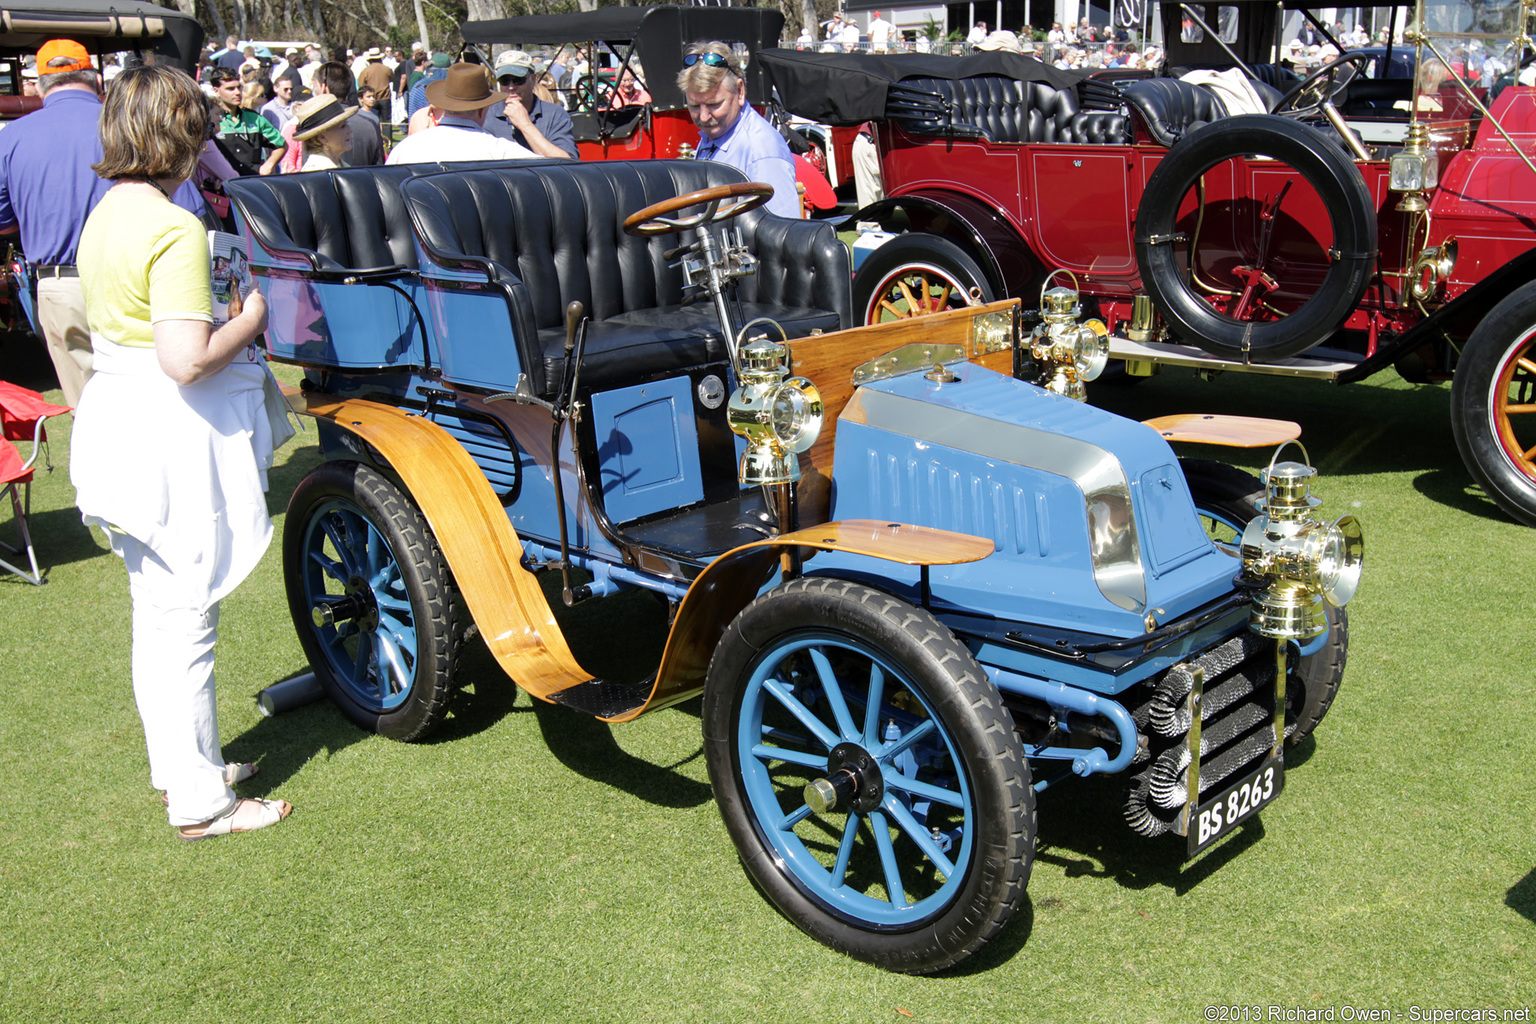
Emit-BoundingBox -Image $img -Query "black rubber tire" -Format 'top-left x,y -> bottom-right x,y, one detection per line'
703,577 -> 1034,974
1134,115 -> 1377,362
1450,281 -> 1536,527
1178,458 -> 1348,749
852,233 -> 996,326
284,461 -> 461,741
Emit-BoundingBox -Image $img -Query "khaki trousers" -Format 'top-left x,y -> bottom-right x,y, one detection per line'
36,274 -> 92,408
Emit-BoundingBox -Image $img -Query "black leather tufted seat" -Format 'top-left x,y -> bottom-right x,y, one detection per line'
402,160 -> 851,397
1064,110 -> 1131,143
1121,77 -> 1230,146
888,75 -> 1130,145
228,161 -> 536,275
1247,63 -> 1300,94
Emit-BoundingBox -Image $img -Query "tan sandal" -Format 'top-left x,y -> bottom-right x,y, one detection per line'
178,797 -> 293,841
223,761 -> 258,786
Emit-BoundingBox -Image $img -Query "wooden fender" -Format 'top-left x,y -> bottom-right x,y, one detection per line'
288,388 -> 593,700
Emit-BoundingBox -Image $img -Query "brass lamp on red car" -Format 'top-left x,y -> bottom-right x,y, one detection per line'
728,336 -> 824,486
1031,272 -> 1109,401
1239,445 -> 1365,640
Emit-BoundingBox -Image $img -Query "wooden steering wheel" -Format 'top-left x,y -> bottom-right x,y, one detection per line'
622,182 -> 774,237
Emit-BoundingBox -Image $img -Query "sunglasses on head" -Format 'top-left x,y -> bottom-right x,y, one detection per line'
683,52 -> 737,71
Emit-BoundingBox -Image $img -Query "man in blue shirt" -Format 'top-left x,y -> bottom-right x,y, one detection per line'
406,53 -> 450,117
483,50 -> 578,158
0,39 -> 205,406
676,42 -> 798,219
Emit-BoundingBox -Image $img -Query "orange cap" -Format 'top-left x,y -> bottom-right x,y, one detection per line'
37,39 -> 93,74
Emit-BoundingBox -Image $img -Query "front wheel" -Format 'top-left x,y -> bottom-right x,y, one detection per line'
1450,282 -> 1536,526
852,234 -> 995,326
703,577 -> 1034,973
1179,458 -> 1348,748
284,460 -> 461,741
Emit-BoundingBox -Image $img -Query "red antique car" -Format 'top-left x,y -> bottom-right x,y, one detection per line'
762,0 -> 1536,525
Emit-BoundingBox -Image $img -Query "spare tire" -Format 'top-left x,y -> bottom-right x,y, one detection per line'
1134,114 -> 1376,362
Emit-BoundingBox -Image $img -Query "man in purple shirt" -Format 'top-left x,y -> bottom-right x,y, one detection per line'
676,41 -> 798,219
0,39 -> 205,405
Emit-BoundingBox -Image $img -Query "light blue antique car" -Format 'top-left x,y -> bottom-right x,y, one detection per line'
229,158 -> 1362,973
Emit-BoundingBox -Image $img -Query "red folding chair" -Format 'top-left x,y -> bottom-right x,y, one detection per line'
0,381 -> 71,585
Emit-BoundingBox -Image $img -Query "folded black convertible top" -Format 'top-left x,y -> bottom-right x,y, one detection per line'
758,49 -> 1089,126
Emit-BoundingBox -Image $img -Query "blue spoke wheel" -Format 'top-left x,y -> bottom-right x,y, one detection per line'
703,578 -> 1033,973
284,461 -> 461,741
1179,458 -> 1348,749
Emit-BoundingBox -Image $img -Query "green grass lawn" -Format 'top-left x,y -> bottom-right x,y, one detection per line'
1,335 -> 1532,1023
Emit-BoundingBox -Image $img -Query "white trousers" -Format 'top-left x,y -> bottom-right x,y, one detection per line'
114,531 -> 237,826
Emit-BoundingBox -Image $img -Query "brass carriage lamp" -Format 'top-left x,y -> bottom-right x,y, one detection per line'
1390,121 -> 1439,213
1239,444 -> 1365,640
1031,272 -> 1109,401
728,336 -> 824,486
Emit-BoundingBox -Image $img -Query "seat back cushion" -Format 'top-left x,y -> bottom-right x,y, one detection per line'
1121,77 -> 1229,146
229,171 -> 355,269
229,160 -> 551,272
407,160 -> 749,331
887,76 -> 1079,143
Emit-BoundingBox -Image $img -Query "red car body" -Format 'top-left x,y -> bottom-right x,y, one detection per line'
761,21 -> 1536,526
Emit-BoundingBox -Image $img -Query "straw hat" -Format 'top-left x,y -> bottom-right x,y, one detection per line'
424,62 -> 504,111
292,94 -> 357,141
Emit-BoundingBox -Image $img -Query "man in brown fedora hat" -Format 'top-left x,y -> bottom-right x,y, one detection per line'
386,62 -> 536,163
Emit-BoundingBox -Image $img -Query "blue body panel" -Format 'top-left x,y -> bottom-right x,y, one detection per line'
820,362 -> 1238,640
417,259 -> 527,393
589,377 -> 706,524
261,273 -> 427,370
236,209 -> 430,371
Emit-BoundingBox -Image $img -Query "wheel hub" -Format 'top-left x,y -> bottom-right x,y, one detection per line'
803,742 -> 884,815
311,575 -> 380,632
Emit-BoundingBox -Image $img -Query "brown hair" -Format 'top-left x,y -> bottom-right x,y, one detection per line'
93,64 -> 206,183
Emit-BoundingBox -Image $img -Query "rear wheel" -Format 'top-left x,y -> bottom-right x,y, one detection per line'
1450,282 -> 1536,526
852,234 -> 995,326
1179,458 -> 1347,747
284,461 -> 461,741
703,577 -> 1033,973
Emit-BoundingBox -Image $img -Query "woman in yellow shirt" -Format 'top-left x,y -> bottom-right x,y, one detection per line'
70,64 -> 292,840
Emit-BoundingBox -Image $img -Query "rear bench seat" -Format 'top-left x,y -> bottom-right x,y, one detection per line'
227,160 -> 544,370
401,160 -> 851,398
887,75 -> 1130,144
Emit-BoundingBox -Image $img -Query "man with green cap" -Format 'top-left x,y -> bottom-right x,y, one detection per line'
406,52 -> 450,117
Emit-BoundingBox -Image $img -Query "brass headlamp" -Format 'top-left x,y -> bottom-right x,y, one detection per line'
1239,442 -> 1365,640
1031,270 -> 1109,400
727,333 -> 824,486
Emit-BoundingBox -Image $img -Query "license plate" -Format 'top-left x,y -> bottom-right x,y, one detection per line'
1187,754 -> 1285,856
